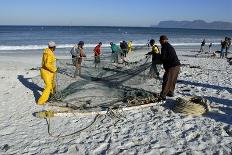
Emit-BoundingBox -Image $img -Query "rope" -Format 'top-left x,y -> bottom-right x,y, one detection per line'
46,114 -> 100,138
174,96 -> 211,116
44,107 -> 126,138
35,94 -> 164,138
106,107 -> 125,121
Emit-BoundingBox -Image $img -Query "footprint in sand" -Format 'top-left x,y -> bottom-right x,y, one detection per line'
93,135 -> 111,154
0,126 -> 16,136
1,144 -> 10,152
66,145 -> 79,154
223,125 -> 232,136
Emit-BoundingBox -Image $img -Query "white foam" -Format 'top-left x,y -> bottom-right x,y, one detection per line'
0,42 -> 221,51
171,42 -> 220,46
0,44 -> 115,51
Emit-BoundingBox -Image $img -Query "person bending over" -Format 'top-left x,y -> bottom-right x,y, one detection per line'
93,42 -> 102,68
159,35 -> 181,100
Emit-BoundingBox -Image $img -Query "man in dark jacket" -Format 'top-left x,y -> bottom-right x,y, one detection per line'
225,37 -> 231,58
159,35 -> 181,100
120,41 -> 128,57
200,39 -> 205,53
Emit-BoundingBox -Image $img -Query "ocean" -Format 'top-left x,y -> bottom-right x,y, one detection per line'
0,26 -> 231,54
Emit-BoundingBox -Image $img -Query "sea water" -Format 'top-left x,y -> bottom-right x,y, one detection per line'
0,26 -> 231,55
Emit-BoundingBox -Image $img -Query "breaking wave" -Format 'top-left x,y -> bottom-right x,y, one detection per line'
0,42 -> 220,51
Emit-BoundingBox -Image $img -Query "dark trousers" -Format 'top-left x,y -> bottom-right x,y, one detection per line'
161,65 -> 180,97
225,47 -> 229,57
149,62 -> 159,78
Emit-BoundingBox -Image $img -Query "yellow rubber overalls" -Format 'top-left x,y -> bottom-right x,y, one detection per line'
37,48 -> 57,105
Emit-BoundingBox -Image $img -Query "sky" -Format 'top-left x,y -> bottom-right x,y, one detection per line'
0,0 -> 231,27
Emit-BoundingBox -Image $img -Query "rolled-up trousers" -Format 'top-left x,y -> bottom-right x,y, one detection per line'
38,68 -> 56,105
161,65 -> 180,97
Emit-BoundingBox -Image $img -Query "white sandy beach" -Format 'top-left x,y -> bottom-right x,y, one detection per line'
0,47 -> 232,155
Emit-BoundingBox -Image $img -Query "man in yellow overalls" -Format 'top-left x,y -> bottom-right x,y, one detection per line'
37,41 -> 57,105
128,40 -> 133,53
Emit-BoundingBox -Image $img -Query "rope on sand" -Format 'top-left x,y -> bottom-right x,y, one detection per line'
174,96 -> 211,116
46,114 -> 100,138
34,99 -> 162,118
34,96 -> 163,138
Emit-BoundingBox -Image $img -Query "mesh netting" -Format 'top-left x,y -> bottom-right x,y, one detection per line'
33,55 -> 160,112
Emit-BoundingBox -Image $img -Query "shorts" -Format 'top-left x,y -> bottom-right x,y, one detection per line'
72,57 -> 77,66
72,57 -> 82,66
95,56 -> 100,63
77,58 -> 82,64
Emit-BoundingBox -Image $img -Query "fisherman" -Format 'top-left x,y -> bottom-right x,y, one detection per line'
73,41 -> 86,77
120,41 -> 128,57
147,40 -> 150,47
37,41 -> 57,105
145,39 -> 161,79
93,42 -> 102,68
200,39 -> 206,53
209,42 -> 212,53
225,37 -> 231,58
128,40 -> 133,53
70,43 -> 78,66
159,35 -> 181,100
220,39 -> 226,58
110,42 -> 120,63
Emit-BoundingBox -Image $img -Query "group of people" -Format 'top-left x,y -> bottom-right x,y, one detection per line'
37,35 -> 181,105
200,39 -> 213,53
146,36 -> 181,100
199,37 -> 231,58
110,40 -> 133,63
220,37 -> 231,58
69,40 -> 133,73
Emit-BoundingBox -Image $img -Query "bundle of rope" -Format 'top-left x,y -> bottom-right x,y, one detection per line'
34,110 -> 55,119
174,96 -> 211,116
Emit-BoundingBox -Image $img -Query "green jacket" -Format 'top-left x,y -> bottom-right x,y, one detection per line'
111,44 -> 120,53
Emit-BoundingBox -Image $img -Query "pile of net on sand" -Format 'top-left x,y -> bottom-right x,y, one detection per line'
40,57 -> 163,113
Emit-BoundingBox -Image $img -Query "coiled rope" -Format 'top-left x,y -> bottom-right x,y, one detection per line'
174,96 -> 211,116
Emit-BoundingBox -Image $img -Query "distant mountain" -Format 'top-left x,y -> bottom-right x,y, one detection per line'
153,20 -> 232,30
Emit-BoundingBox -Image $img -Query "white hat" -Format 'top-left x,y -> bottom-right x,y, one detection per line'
48,41 -> 56,47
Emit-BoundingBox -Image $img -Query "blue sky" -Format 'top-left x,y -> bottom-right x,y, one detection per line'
1,0 -> 231,26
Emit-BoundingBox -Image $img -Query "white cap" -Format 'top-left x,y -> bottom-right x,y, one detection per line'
48,41 -> 56,48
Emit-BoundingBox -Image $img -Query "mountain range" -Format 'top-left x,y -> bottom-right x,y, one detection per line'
152,20 -> 232,30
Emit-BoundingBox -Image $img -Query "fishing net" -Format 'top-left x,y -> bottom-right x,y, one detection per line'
39,55 -> 162,112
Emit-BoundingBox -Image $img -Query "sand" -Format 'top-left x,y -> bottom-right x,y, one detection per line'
0,47 -> 232,155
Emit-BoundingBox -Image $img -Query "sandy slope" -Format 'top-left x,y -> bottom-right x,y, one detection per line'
0,49 -> 232,155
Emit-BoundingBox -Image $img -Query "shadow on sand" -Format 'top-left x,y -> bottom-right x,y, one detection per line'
177,79 -> 232,94
203,96 -> 232,125
17,75 -> 43,103
205,110 -> 232,125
